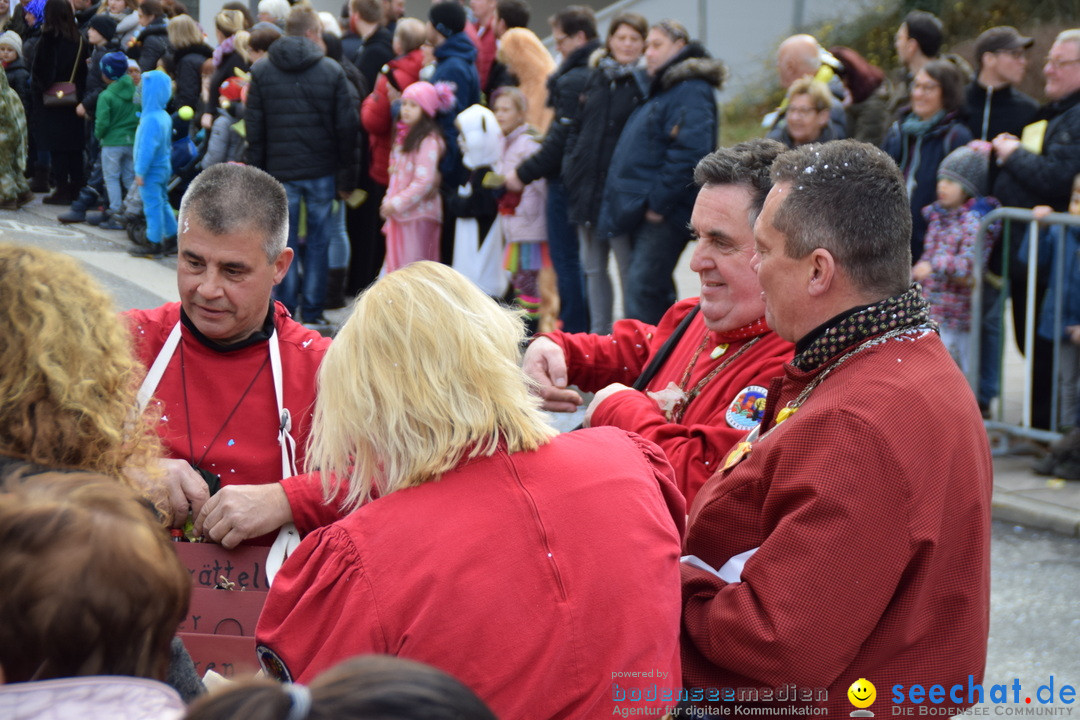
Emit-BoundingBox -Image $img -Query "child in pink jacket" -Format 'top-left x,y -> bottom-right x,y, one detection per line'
380,81 -> 454,273
493,86 -> 552,333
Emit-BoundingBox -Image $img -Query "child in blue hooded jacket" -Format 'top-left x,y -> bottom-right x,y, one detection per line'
129,69 -> 176,258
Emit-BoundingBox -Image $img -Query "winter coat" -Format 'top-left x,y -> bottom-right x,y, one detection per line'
1027,224 -> 1080,342
498,123 -> 546,243
3,57 -> 31,112
465,18 -> 496,90
94,72 -> 138,146
200,102 -> 246,168
205,48 -> 249,120
0,67 -> 29,201
561,49 -> 647,227
384,133 -> 444,222
595,43 -> 725,240
964,81 -> 1038,141
246,35 -> 358,189
352,26 -> 392,95
115,11 -> 139,52
883,110 -> 972,261
495,27 -> 554,135
993,89 -> 1080,213
29,30 -> 89,153
82,39 -> 118,116
128,18 -> 170,73
918,197 -> 1001,333
360,48 -> 423,187
133,69 -> 172,178
514,38 -> 599,186
168,42 -> 213,112
845,80 -> 891,146
431,31 -> 479,189
73,0 -> 101,31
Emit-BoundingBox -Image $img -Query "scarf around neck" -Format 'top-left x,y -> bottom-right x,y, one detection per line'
792,285 -> 933,372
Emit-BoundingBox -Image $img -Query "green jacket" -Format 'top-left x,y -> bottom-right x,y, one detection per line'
94,74 -> 139,147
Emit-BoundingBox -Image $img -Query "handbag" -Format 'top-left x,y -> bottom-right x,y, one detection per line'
42,36 -> 83,108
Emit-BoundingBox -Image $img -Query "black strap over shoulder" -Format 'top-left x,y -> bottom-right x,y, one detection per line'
631,304 -> 701,391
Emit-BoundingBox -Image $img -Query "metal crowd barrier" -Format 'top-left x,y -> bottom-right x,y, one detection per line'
969,208 -> 1080,449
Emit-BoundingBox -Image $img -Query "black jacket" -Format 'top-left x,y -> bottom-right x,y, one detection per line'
82,37 -> 121,116
246,35 -> 358,189
992,89 -> 1080,275
3,57 -> 31,112
74,0 -> 102,31
515,38 -> 601,186
562,49 -> 647,227
206,48 -> 248,119
964,81 -> 1038,141
128,18 -> 170,72
352,26 -> 392,97
168,43 -> 213,112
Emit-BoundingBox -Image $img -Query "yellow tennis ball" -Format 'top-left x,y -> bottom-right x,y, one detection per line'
177,105 -> 194,121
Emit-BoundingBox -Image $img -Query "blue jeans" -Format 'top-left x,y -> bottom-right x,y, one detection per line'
546,179 -> 589,333
142,169 -> 177,245
978,281 -> 1003,406
101,145 -> 134,215
328,200 -> 350,270
624,217 -> 689,325
275,175 -> 336,322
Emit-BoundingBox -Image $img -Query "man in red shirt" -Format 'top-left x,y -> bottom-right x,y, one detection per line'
681,140 -> 991,713
125,164 -> 338,548
523,140 -> 794,505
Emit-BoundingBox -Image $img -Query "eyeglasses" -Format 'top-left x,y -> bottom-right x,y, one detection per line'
1045,56 -> 1080,70
787,104 -> 825,116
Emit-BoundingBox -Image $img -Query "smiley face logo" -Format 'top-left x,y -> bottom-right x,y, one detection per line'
848,678 -> 876,709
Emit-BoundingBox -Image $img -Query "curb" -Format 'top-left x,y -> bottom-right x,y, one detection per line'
992,489 -> 1080,537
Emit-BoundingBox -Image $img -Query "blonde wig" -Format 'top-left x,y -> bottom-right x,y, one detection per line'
0,244 -> 161,481
496,27 -> 555,135
309,262 -> 556,512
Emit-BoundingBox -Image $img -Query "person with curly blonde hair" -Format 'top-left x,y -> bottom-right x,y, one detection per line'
0,244 -> 161,485
255,261 -> 684,718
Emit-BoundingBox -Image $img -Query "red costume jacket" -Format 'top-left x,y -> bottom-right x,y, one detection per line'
681,328 -> 992,713
544,298 -> 793,505
256,427 -> 685,719
125,302 -> 339,535
360,48 -> 424,187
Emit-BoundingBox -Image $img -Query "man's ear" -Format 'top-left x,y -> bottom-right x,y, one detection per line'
806,247 -> 837,297
272,247 -> 294,285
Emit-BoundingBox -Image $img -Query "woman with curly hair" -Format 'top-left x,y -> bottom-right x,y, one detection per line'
0,244 -> 162,486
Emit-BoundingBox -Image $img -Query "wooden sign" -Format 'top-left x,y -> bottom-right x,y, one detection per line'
178,587 -> 268,637
179,632 -> 259,678
172,542 -> 270,590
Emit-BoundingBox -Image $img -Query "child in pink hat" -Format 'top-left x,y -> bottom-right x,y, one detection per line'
380,81 -> 455,273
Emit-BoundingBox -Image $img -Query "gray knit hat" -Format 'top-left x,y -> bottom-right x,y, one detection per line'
938,143 -> 990,199
0,30 -> 23,59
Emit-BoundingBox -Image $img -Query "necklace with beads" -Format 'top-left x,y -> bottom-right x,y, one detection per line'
666,330 -> 763,423
721,325 -> 931,472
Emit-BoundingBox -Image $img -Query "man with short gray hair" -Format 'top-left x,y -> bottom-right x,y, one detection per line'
681,141 -> 991,713
125,164 -> 337,550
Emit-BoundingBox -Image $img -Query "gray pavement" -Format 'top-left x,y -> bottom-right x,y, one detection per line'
5,196 -> 1080,538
